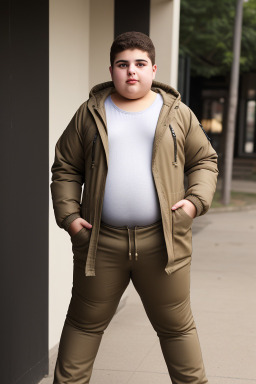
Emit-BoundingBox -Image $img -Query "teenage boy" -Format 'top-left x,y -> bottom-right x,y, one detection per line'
51,31 -> 218,384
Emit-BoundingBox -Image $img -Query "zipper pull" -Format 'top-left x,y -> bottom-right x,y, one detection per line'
91,132 -> 98,168
169,125 -> 178,166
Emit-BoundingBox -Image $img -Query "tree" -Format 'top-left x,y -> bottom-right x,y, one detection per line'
179,0 -> 256,78
222,0 -> 244,205
180,0 -> 256,205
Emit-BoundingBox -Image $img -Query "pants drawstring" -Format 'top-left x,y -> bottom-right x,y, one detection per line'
127,227 -> 139,261
134,227 -> 138,261
127,228 -> 132,260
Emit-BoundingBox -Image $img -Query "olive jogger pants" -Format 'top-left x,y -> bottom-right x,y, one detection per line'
53,220 -> 208,384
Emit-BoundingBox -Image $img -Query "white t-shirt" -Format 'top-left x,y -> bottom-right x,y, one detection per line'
101,93 -> 163,227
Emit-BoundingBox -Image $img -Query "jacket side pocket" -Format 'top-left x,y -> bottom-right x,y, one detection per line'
172,208 -> 193,260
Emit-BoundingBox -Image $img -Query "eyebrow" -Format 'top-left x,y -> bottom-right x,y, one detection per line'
115,59 -> 148,64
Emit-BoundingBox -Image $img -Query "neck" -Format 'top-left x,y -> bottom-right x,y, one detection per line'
111,90 -> 157,112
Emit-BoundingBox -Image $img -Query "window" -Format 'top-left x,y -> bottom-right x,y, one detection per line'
244,100 -> 256,154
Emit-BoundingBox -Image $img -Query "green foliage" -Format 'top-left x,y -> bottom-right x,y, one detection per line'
180,0 -> 256,77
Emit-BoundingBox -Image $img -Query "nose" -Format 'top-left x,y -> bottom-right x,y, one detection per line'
127,64 -> 136,75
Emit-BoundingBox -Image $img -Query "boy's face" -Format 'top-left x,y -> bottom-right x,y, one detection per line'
109,49 -> 157,100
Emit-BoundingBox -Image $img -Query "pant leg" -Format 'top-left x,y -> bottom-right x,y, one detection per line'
53,224 -> 131,384
131,223 -> 208,384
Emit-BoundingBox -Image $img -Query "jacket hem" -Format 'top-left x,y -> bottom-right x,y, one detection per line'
85,269 -> 96,277
165,257 -> 191,275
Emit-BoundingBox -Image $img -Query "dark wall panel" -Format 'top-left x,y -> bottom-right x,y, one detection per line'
114,0 -> 150,37
0,1 -> 49,383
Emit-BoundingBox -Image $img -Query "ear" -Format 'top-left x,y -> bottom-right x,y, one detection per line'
109,66 -> 113,79
152,64 -> 157,80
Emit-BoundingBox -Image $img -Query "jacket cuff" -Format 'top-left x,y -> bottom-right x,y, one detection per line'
62,213 -> 81,231
185,195 -> 204,217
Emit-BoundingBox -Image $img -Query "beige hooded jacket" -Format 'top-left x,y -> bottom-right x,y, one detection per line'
51,81 -> 218,276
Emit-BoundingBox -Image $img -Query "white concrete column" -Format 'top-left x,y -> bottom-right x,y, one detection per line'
150,0 -> 180,89
49,0 -> 90,349
49,0 -> 115,352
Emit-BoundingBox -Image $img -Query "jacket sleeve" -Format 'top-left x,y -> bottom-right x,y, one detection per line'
50,104 -> 86,230
183,108 -> 218,216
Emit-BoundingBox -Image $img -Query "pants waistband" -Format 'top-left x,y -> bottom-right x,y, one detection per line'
100,220 -> 163,261
101,219 -> 162,231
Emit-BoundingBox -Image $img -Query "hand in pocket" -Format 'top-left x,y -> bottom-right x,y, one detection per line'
68,218 -> 92,237
171,199 -> 196,219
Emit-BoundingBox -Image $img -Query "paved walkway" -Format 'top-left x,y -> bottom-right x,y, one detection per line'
40,205 -> 256,384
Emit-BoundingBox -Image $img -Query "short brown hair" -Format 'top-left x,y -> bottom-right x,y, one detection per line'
110,31 -> 155,66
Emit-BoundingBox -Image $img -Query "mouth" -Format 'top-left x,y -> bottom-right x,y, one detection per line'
126,79 -> 138,84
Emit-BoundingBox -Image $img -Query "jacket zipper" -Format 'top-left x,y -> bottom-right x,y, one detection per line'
169,125 -> 178,167
91,132 -> 98,168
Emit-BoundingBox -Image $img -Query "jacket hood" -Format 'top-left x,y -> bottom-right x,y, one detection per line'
89,81 -> 181,109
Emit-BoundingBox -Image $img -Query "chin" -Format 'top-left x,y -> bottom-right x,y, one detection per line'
123,90 -> 146,100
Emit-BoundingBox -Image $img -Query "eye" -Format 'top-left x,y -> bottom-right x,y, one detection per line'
136,62 -> 145,67
118,63 -> 127,68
